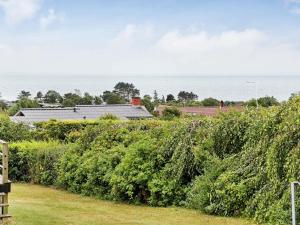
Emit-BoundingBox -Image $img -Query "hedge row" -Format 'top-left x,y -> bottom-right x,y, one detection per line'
6,97 -> 300,225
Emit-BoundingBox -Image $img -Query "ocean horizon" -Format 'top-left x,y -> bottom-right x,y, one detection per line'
1,75 -> 300,101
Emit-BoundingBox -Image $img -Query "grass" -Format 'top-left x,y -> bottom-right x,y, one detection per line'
8,183 -> 257,225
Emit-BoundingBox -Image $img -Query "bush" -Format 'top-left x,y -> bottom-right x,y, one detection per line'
9,141 -> 72,184
0,115 -> 31,141
162,107 -> 181,120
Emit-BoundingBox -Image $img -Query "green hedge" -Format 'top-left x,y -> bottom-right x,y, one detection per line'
8,98 -> 300,225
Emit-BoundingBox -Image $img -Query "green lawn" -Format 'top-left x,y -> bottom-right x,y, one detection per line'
8,183 -> 256,225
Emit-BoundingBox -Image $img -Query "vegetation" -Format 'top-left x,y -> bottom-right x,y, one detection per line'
3,92 -> 300,225
10,183 -> 256,225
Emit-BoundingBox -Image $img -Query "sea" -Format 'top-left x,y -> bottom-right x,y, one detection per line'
1,75 -> 300,101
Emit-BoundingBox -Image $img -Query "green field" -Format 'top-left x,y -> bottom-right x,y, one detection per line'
8,183 -> 256,225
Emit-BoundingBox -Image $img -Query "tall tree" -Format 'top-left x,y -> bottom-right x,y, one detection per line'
18,90 -> 31,99
166,94 -> 175,102
102,91 -> 125,104
44,90 -> 62,103
35,91 -> 43,102
178,91 -> 198,102
153,90 -> 159,105
114,82 -> 140,102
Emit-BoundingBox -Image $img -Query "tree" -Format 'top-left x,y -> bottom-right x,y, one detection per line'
35,91 -> 43,102
8,98 -> 40,116
162,107 -> 181,120
142,95 -> 155,113
246,96 -> 279,107
0,100 -> 7,111
201,97 -> 220,106
102,91 -> 126,104
153,90 -> 159,105
94,96 -> 102,105
18,90 -> 31,99
80,92 -> 93,105
44,90 -> 62,103
178,91 -> 198,101
114,82 -> 140,102
62,93 -> 81,107
166,94 -> 175,102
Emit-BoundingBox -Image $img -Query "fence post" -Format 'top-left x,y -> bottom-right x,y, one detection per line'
291,181 -> 300,225
2,143 -> 8,216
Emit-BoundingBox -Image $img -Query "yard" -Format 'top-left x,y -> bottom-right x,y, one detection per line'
8,183 -> 256,225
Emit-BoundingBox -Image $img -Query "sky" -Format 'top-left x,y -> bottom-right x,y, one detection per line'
0,0 -> 300,76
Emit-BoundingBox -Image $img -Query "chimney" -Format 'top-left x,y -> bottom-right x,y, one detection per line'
131,97 -> 141,106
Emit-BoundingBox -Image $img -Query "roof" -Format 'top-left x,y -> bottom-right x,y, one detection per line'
156,105 -> 243,116
11,104 -> 153,123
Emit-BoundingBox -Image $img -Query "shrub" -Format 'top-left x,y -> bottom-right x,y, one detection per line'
162,107 -> 181,120
9,141 -> 72,184
0,115 -> 31,141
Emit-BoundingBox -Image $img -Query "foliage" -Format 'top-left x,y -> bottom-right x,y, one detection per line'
166,94 -> 175,102
7,97 -> 300,225
99,114 -> 119,120
162,107 -> 181,120
8,98 -> 40,116
141,95 -> 155,113
201,97 -> 220,106
114,82 -> 140,101
102,91 -> 126,104
178,91 -> 198,101
9,141 -> 71,184
0,115 -> 31,141
246,96 -> 279,107
44,90 -> 62,103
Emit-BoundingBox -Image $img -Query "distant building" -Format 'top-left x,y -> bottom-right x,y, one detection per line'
11,104 -> 153,124
155,105 -> 243,117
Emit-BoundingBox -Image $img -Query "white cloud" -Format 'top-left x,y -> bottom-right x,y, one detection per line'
0,27 -> 300,76
0,0 -> 40,25
40,8 -> 64,30
157,29 -> 266,53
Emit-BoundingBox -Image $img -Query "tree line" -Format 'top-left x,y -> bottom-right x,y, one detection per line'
0,81 -> 283,116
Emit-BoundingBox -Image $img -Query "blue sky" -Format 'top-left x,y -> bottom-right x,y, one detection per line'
0,0 -> 300,75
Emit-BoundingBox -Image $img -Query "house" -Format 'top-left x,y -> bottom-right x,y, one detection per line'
155,105 -> 243,117
11,104 -> 153,124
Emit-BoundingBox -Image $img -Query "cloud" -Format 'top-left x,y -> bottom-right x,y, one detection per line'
40,8 -> 64,30
157,29 -> 266,53
0,0 -> 40,25
0,27 -> 300,76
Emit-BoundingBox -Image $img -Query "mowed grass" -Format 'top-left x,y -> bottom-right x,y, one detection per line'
8,183 -> 256,225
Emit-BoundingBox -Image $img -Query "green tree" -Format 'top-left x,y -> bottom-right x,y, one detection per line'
18,90 -> 31,99
201,97 -> 220,106
114,82 -> 140,102
0,100 -> 7,111
35,91 -> 43,102
8,98 -> 40,116
178,91 -> 198,101
162,107 -> 181,120
141,95 -> 155,113
94,96 -> 102,105
80,92 -> 94,105
44,90 -> 62,103
153,90 -> 159,105
166,94 -> 175,102
102,91 -> 126,104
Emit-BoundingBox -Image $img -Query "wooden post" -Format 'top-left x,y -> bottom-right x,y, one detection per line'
2,142 -> 8,216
